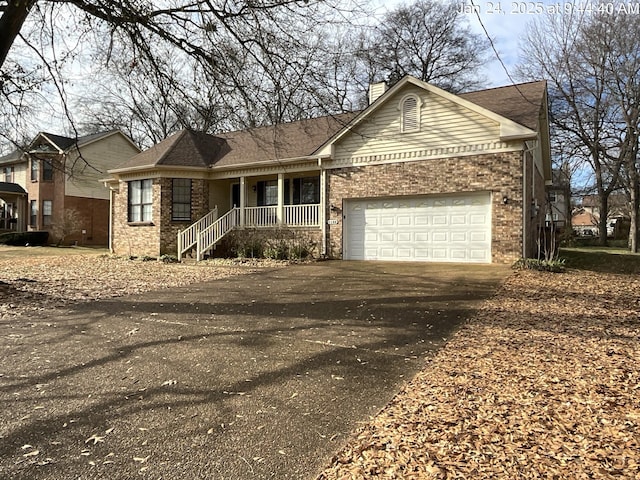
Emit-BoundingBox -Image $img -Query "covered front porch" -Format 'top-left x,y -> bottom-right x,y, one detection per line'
0,182 -> 27,233
179,171 -> 325,260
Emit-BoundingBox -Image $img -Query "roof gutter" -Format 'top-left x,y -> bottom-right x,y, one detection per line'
208,154 -> 329,172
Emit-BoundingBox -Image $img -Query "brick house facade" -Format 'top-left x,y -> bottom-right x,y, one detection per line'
0,130 -> 140,245
105,76 -> 551,263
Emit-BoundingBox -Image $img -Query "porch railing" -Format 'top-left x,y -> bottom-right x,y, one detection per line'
196,208 -> 240,261
284,204 -> 319,226
178,204 -> 320,261
245,206 -> 278,226
177,207 -> 218,261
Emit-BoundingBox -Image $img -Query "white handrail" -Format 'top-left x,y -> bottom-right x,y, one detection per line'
196,208 -> 240,261
284,204 -> 319,226
245,206 -> 278,226
179,204 -> 321,261
177,207 -> 218,261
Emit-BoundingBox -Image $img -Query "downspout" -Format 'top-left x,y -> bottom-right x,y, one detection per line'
522,151 -> 527,259
108,187 -> 114,253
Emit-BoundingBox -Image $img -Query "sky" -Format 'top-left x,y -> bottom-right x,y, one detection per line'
372,0 -> 551,88
455,0 -> 542,87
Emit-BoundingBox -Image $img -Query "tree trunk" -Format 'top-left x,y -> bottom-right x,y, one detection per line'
0,0 -> 36,69
598,192 -> 609,246
629,156 -> 639,253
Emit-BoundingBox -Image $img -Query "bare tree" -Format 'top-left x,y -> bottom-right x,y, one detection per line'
593,13 -> 640,251
518,10 -> 631,247
357,0 -> 489,92
0,1 -> 351,151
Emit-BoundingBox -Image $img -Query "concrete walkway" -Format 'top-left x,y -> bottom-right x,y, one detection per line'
0,261 -> 508,479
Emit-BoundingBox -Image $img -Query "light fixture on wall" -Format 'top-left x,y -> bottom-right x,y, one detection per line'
502,196 -> 509,205
252,185 -> 256,192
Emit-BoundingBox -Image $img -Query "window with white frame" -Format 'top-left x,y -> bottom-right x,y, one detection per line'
30,159 -> 38,182
4,166 -> 13,183
29,200 -> 37,227
42,200 -> 53,226
401,95 -> 420,133
172,179 -> 192,221
128,179 -> 153,222
257,180 -> 278,206
42,159 -> 54,182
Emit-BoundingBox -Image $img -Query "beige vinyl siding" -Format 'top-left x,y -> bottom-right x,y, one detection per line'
209,178 -> 235,213
13,163 -> 28,189
65,133 -> 139,199
334,85 -> 501,161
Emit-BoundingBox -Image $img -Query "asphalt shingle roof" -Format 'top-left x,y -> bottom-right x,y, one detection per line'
113,80 -> 547,173
460,80 -> 546,131
0,182 -> 27,194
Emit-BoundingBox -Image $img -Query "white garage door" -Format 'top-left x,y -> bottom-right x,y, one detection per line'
344,193 -> 492,263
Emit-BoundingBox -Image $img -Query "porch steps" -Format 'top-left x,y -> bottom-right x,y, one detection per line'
178,208 -> 239,261
178,204 -> 320,262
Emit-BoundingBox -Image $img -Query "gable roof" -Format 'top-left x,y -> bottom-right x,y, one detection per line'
317,77 -> 543,155
110,113 -> 357,173
459,81 -> 547,131
0,130 -> 138,164
109,77 -> 549,175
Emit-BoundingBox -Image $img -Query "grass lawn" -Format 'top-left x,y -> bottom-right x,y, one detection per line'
0,245 -> 109,259
560,246 -> 640,274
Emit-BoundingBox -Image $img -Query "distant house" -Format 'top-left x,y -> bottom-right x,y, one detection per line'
546,169 -> 571,230
0,130 -> 140,245
577,193 -> 629,238
572,209 -> 599,237
105,76 -> 552,264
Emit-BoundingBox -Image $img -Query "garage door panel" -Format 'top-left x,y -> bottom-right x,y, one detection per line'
432,231 -> 448,242
451,232 -> 467,243
345,193 -> 491,263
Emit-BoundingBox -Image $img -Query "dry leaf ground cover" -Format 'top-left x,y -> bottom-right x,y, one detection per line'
0,246 -> 277,319
318,253 -> 640,479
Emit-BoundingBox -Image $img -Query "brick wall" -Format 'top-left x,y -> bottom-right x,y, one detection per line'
159,178 -> 209,255
112,178 -> 210,257
326,152 -> 525,263
111,179 -> 161,257
60,196 -> 110,246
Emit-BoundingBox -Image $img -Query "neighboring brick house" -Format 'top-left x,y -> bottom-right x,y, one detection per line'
0,130 -> 140,245
105,76 -> 551,263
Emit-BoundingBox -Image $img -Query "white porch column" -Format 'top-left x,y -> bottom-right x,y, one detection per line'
277,173 -> 284,225
16,196 -> 26,233
239,176 -> 246,227
320,165 -> 327,256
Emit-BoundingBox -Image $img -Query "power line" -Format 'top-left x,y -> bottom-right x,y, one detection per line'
468,0 -> 538,105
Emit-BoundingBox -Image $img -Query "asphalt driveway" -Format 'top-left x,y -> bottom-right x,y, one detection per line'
0,261 -> 509,479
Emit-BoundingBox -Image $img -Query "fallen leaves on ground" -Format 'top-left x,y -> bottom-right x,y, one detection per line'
0,253 -> 282,319
317,269 -> 640,479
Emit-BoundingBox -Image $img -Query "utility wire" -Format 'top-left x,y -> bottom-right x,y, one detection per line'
468,0 -> 539,105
